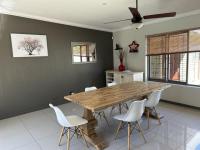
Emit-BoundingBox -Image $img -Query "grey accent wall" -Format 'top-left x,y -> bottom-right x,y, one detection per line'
0,14 -> 113,119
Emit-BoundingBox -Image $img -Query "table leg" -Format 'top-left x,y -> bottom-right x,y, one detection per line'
82,108 -> 107,150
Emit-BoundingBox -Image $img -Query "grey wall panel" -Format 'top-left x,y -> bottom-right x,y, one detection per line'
0,14 -> 113,119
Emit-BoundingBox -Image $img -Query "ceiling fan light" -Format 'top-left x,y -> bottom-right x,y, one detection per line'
136,23 -> 144,30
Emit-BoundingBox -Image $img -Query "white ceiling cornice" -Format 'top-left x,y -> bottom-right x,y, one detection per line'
112,9 -> 200,32
1,9 -> 200,33
0,11 -> 113,32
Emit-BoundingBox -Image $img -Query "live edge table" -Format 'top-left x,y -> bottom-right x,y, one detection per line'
64,81 -> 169,150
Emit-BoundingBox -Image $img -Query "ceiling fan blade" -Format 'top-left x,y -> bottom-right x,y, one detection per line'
104,19 -> 131,24
128,7 -> 142,22
143,12 -> 176,19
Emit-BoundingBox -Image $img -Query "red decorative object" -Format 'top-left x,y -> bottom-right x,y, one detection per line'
129,41 -> 139,53
118,50 -> 125,71
119,62 -> 125,71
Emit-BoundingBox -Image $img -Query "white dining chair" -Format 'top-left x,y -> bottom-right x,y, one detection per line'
113,99 -> 147,150
85,86 -> 110,127
49,104 -> 89,150
145,89 -> 163,129
108,82 -> 129,116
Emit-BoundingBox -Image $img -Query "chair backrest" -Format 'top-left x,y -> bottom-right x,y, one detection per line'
107,82 -> 117,87
146,90 -> 163,108
85,86 -> 97,92
49,104 -> 70,127
124,99 -> 146,122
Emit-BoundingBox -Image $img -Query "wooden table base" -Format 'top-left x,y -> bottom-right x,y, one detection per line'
82,109 -> 107,150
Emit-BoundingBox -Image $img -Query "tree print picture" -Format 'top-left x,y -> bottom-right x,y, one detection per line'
11,34 -> 48,57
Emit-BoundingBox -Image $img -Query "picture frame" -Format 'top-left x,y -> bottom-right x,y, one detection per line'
10,33 -> 48,57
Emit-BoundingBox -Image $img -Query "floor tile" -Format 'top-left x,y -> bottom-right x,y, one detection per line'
12,142 -> 41,150
0,117 -> 34,150
19,110 -> 60,140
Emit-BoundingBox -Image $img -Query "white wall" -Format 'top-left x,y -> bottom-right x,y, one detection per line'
113,13 -> 200,107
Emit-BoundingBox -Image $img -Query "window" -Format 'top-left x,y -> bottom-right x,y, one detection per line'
168,53 -> 187,82
149,55 -> 166,80
147,29 -> 200,86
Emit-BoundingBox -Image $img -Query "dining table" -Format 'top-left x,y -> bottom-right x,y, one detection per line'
64,81 -> 169,150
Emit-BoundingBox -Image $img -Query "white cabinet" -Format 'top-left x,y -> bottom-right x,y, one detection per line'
106,70 -> 144,85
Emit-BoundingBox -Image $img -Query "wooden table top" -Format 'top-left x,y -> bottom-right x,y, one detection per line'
64,81 -> 169,112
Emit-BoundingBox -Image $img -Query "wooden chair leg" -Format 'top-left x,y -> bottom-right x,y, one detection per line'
119,104 -> 122,114
153,107 -> 161,125
146,109 -> 150,129
124,103 -> 129,110
128,123 -> 131,150
115,121 -> 123,140
58,127 -> 65,146
110,106 -> 115,116
102,112 -> 110,127
79,127 -> 89,148
75,127 -> 79,139
67,128 -> 70,150
136,121 -> 147,143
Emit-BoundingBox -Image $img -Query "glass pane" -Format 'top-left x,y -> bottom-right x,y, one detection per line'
169,32 -> 188,53
89,43 -> 96,58
188,52 -> 200,85
168,53 -> 187,82
73,46 -> 80,55
73,56 -> 81,63
82,57 -> 87,62
81,46 -> 87,56
148,36 -> 166,55
189,29 -> 200,51
89,57 -> 93,61
149,55 -> 166,79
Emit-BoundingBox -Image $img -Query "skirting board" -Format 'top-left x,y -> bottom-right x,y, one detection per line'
161,99 -> 200,110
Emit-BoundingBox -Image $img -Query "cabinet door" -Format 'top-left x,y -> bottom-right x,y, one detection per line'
121,74 -> 133,83
133,73 -> 143,81
114,73 -> 121,84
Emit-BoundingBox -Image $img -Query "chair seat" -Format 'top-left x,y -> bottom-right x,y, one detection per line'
66,115 -> 88,127
145,101 -> 154,108
114,113 -> 144,123
113,113 -> 127,121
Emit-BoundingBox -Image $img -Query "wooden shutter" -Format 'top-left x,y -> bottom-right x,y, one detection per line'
168,32 -> 188,53
147,35 -> 166,55
189,29 -> 200,52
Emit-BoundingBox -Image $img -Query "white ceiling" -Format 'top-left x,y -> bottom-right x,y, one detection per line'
1,0 -> 200,32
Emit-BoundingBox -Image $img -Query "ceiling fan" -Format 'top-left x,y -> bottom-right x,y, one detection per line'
104,0 -> 176,27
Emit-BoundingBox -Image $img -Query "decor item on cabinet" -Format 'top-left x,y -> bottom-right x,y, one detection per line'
114,44 -> 123,50
11,33 -> 48,57
118,50 -> 125,71
129,41 -> 139,53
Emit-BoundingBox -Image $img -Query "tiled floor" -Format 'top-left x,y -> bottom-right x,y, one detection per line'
0,101 -> 200,150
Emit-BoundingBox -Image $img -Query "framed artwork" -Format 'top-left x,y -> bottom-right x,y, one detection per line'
71,42 -> 97,64
10,33 -> 48,57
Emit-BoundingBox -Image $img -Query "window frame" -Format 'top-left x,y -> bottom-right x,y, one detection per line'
147,28 -> 200,87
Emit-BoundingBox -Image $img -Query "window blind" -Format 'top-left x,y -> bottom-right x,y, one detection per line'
168,32 -> 188,53
148,35 -> 166,55
189,29 -> 200,51
147,32 -> 189,55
